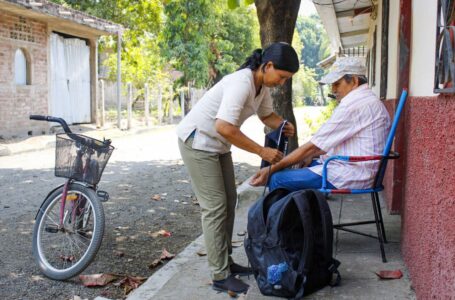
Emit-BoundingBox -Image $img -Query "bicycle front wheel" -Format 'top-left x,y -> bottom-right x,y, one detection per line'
32,183 -> 105,280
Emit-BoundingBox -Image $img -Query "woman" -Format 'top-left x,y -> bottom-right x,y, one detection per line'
177,42 -> 299,294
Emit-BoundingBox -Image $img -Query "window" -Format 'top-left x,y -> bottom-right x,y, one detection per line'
14,48 -> 30,85
434,0 -> 455,93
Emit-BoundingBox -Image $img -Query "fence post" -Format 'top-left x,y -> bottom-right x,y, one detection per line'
100,79 -> 105,127
127,82 -> 132,130
169,84 -> 174,124
188,81 -> 192,111
95,80 -> 101,128
180,90 -> 185,117
144,83 -> 150,126
190,87 -> 196,108
117,30 -> 122,129
158,84 -> 163,125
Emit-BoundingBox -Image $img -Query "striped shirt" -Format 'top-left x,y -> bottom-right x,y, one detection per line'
310,84 -> 391,189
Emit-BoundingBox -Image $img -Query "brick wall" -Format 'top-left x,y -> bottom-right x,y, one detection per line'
0,10 -> 48,138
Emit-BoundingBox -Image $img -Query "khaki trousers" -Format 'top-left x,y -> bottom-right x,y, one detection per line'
178,138 -> 236,281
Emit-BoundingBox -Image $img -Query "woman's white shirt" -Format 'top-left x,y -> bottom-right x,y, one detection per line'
176,68 -> 273,154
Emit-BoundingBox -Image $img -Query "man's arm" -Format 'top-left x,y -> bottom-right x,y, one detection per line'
271,141 -> 323,172
215,119 -> 283,164
250,141 -> 324,186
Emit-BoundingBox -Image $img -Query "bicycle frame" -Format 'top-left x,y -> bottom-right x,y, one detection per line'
59,153 -> 95,228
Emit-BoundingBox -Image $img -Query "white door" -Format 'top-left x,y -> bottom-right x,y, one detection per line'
50,33 -> 91,124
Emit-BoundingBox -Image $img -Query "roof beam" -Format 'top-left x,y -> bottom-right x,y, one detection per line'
314,2 -> 342,51
340,29 -> 370,38
336,6 -> 373,18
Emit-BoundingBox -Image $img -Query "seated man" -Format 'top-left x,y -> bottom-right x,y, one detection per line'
250,57 -> 391,191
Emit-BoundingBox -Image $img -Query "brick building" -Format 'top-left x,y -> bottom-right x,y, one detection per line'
0,0 -> 120,138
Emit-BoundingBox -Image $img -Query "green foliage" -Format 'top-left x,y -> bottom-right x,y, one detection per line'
161,0 -> 259,88
160,0 -> 212,87
50,0 -> 165,90
292,29 -> 319,107
295,14 -> 330,80
293,66 -> 319,107
227,0 -> 254,9
304,99 -> 338,133
291,14 -> 333,106
228,0 -> 240,9
208,5 -> 260,83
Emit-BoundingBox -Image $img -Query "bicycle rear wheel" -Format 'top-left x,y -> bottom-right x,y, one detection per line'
32,183 -> 104,280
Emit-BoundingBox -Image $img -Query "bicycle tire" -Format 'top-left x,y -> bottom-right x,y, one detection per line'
32,183 -> 104,280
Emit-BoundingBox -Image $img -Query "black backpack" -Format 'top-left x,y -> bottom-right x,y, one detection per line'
244,188 -> 341,299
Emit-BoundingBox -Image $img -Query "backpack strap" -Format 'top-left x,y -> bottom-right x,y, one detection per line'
311,190 -> 342,287
290,190 -> 315,299
328,258 -> 341,287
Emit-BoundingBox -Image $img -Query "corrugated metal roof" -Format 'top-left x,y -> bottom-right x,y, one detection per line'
0,0 -> 122,35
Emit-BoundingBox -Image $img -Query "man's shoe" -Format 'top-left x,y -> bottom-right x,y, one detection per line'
230,262 -> 253,276
212,275 -> 249,294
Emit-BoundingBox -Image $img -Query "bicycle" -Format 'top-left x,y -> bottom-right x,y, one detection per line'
29,115 -> 114,280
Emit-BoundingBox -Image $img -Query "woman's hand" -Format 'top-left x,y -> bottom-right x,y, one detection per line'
259,147 -> 283,164
282,122 -> 295,137
250,168 -> 270,186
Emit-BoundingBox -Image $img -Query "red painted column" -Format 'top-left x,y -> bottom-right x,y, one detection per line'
384,0 -> 412,213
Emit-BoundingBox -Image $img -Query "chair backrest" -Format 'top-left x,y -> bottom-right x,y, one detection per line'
373,89 -> 408,188
382,89 -> 408,156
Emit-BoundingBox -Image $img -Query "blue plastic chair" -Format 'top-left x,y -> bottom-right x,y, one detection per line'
319,89 -> 408,263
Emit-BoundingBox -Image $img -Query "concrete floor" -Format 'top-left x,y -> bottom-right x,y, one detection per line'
127,184 -> 415,300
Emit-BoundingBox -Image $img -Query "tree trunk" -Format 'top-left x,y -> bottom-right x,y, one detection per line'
255,0 -> 301,151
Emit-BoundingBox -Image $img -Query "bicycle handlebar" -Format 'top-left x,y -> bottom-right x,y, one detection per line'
30,115 -> 112,150
30,115 -> 72,134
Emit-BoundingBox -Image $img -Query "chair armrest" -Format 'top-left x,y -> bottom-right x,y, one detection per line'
320,152 -> 400,189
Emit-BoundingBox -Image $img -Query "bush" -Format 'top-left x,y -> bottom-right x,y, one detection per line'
304,99 -> 338,134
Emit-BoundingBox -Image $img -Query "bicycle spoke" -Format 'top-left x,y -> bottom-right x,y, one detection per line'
34,184 -> 104,279
40,206 -> 61,227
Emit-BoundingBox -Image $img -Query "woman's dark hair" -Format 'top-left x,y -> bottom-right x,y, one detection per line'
238,42 -> 300,73
238,48 -> 263,71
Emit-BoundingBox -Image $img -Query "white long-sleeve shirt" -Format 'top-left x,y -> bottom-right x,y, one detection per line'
310,84 -> 391,189
176,68 -> 273,154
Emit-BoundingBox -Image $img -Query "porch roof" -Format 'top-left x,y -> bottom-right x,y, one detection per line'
0,0 -> 122,36
314,0 -> 374,54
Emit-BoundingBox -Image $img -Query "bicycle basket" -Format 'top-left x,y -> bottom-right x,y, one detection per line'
55,133 -> 114,185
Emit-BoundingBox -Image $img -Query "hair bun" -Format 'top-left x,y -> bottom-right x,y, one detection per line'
238,48 -> 263,71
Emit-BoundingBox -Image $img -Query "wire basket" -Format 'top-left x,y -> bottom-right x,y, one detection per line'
55,133 -> 114,185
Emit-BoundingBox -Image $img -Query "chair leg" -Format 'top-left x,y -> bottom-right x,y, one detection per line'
373,192 -> 388,243
371,193 -> 387,263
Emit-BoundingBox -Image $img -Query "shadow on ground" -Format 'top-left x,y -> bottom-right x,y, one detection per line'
0,159 -> 255,300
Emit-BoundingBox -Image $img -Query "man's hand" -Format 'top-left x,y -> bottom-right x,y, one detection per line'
283,122 -> 295,137
296,156 -> 314,168
250,167 -> 270,186
260,147 -> 283,164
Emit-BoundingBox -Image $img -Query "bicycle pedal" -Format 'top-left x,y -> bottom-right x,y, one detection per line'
97,190 -> 109,202
45,224 -> 59,233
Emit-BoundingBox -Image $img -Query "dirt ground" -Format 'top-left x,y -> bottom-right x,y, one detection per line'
0,125 -> 256,300
0,107 -> 318,300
